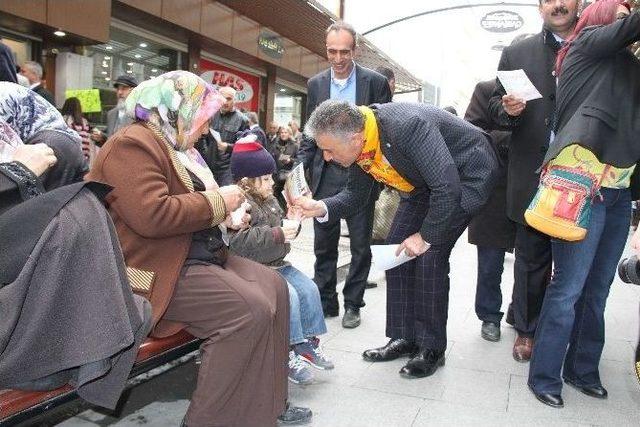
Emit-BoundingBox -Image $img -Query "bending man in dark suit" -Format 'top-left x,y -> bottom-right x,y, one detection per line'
488,0 -> 578,362
298,21 -> 392,329
296,100 -> 499,378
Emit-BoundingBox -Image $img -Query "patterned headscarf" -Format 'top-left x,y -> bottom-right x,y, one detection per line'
0,82 -> 81,144
0,119 -> 23,162
125,71 -> 223,189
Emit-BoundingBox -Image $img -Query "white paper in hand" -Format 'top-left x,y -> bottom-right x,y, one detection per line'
496,69 -> 543,101
283,163 -> 311,204
371,244 -> 416,271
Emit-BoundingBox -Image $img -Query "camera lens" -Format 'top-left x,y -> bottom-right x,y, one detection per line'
618,255 -> 640,285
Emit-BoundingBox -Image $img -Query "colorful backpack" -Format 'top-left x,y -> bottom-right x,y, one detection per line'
525,165 -> 605,242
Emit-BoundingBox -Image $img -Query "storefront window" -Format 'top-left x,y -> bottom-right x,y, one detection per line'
274,84 -> 303,128
86,27 -> 182,90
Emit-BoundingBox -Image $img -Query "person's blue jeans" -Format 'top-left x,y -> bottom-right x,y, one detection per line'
529,188 -> 631,394
277,265 -> 328,345
475,246 -> 506,324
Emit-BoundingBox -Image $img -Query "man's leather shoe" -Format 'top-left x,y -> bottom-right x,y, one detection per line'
362,338 -> 419,362
529,385 -> 564,408
564,378 -> 608,399
513,336 -> 533,362
342,308 -> 361,328
365,281 -> 378,289
399,349 -> 445,378
481,321 -> 500,342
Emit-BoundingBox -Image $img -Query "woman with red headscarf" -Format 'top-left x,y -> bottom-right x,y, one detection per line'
527,0 -> 638,408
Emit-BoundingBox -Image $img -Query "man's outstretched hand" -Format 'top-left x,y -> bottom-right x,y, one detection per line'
293,196 -> 327,219
396,232 -> 430,257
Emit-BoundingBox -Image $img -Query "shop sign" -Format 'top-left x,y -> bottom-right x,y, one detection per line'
481,11 -> 524,33
258,31 -> 284,59
65,89 -> 102,113
200,59 -> 260,112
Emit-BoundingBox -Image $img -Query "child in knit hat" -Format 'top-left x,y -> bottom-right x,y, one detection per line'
229,135 -> 334,385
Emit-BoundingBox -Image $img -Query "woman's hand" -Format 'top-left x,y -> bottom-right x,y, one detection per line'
12,144 -> 57,176
218,185 -> 246,213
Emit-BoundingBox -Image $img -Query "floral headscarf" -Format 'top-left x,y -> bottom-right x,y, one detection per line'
0,119 -> 23,162
125,71 -> 223,190
0,82 -> 81,144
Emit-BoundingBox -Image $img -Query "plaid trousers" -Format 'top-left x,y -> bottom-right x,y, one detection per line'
385,191 -> 470,351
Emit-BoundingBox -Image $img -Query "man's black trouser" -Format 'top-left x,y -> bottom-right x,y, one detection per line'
510,223 -> 552,337
385,192 -> 470,351
313,164 -> 375,311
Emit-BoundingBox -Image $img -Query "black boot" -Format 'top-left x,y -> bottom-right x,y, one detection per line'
399,349 -> 445,378
362,338 -> 419,362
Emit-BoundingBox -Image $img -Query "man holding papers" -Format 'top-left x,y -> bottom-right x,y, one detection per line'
295,100 -> 498,378
488,0 -> 578,363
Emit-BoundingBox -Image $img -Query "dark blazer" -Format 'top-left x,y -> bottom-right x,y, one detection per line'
545,12 -> 640,169
298,63 -> 392,194
488,29 -> 560,224
465,80 -> 515,250
323,103 -> 499,246
32,83 -> 55,106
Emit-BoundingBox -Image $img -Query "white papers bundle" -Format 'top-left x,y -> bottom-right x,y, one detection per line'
496,69 -> 543,101
371,244 -> 416,271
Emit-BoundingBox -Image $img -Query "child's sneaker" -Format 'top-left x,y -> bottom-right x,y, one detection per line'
295,339 -> 335,370
288,350 -> 314,385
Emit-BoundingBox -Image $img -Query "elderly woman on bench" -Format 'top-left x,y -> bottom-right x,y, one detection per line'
88,71 -> 309,427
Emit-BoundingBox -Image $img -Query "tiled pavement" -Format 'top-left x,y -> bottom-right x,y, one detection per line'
56,220 -> 640,427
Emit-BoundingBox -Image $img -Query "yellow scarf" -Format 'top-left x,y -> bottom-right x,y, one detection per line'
356,106 -> 415,193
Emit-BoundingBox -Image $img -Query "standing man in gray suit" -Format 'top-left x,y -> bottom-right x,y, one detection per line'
298,21 -> 392,329
93,75 -> 138,145
106,75 -> 138,137
296,100 -> 498,378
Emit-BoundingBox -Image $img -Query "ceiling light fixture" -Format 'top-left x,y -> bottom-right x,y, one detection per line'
101,71 -> 107,75
105,45 -> 112,50
104,56 -> 110,60
151,68 -> 157,72
54,30 -> 66,37
134,54 -> 141,59
105,77 -> 111,81
279,88 -> 286,92
139,42 -> 148,48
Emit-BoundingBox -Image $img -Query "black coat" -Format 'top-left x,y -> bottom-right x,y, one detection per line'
323,103 -> 499,246
466,80 -> 515,250
545,12 -> 640,171
298,63 -> 392,194
32,83 -> 55,106
489,29 -> 561,224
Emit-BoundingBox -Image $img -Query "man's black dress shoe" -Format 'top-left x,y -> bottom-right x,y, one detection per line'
564,378 -> 608,399
342,308 -> 361,328
529,385 -> 564,408
362,338 -> 419,362
365,281 -> 378,289
399,349 -> 445,378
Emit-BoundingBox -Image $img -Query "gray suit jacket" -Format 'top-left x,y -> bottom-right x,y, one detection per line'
298,63 -> 392,194
106,107 -> 133,138
323,103 -> 499,246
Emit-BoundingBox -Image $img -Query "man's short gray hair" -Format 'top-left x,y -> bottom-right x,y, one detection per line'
247,111 -> 259,125
304,100 -> 364,142
23,61 -> 43,80
326,21 -> 358,50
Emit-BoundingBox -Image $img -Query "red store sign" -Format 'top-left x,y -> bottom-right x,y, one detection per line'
199,59 -> 260,112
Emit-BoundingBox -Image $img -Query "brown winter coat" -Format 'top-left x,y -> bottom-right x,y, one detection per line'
87,123 -> 226,335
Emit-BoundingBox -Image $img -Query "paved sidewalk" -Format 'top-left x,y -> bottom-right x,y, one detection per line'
58,220 -> 640,427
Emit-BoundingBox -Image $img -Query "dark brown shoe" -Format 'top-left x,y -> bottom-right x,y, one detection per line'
513,336 -> 533,362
